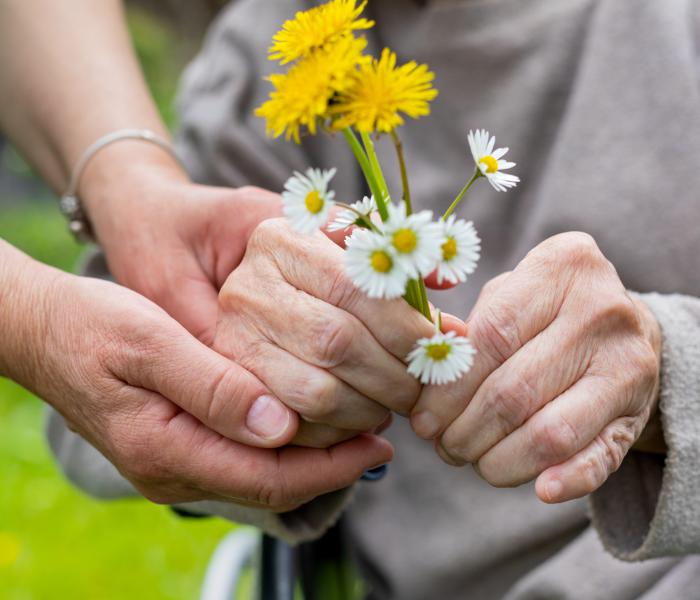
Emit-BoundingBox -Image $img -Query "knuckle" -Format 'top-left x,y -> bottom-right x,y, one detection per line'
437,437 -> 468,467
312,318 -> 355,368
580,424 -> 634,493
590,295 -> 641,335
297,375 -> 341,422
204,366 -> 247,426
483,375 -> 539,437
475,460 -> 514,488
535,232 -> 601,273
578,449 -> 609,493
253,472 -> 293,510
534,413 -> 581,467
602,419 -> 636,468
249,217 -> 286,249
556,232 -> 599,263
218,277 -> 245,313
470,304 -> 522,365
326,265 -> 363,309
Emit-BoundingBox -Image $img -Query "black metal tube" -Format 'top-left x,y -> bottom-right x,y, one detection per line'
260,535 -> 296,600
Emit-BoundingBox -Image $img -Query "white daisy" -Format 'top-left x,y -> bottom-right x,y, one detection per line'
407,329 -> 476,385
383,203 -> 444,278
327,196 -> 377,232
467,129 -> 520,192
282,167 -> 337,233
436,216 -> 481,285
345,228 -> 409,299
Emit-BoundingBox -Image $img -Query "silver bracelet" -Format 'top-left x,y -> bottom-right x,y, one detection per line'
59,129 -> 186,243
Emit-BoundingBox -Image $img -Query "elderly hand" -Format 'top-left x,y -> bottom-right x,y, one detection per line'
410,232 -> 662,503
213,218 -> 443,448
0,243 -> 392,511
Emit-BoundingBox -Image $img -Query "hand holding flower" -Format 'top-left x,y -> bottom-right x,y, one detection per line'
212,218 -> 452,448
410,232 -> 662,503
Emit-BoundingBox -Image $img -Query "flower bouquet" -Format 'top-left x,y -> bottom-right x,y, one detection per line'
256,0 -> 519,386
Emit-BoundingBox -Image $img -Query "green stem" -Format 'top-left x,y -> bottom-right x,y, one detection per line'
360,131 -> 390,204
443,169 -> 480,221
342,128 -> 388,221
390,130 -> 413,215
416,278 -> 432,321
388,130 -> 431,319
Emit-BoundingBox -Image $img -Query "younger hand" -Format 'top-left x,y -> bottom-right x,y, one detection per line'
4,254 -> 392,510
411,232 -> 662,503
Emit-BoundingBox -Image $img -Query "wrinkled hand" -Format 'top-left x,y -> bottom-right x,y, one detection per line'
6,261 -> 392,511
411,232 -> 662,503
214,218 -> 442,448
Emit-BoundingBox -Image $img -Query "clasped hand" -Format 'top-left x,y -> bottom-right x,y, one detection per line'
215,223 -> 662,504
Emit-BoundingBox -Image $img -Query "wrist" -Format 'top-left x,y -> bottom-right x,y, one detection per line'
77,138 -> 190,245
0,241 -> 65,387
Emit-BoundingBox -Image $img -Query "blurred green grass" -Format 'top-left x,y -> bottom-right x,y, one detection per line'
0,8 -> 235,599
0,209 -> 232,600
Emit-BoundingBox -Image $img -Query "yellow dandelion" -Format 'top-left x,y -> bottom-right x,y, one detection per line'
257,35 -> 367,143
269,0 -> 374,65
331,48 -> 439,133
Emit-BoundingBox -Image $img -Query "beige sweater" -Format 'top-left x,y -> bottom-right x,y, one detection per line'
48,0 -> 700,598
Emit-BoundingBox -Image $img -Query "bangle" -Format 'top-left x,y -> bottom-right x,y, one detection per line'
59,129 -> 186,243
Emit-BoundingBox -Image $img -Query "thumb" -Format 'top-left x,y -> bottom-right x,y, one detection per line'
124,317 -> 299,448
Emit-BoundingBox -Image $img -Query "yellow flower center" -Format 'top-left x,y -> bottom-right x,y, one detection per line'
479,155 -> 499,173
392,228 -> 417,253
425,342 -> 451,361
442,237 -> 457,261
370,250 -> 393,273
305,190 -> 324,214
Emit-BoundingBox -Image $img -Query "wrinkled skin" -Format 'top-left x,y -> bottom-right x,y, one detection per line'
14,266 -> 393,512
214,218 -> 457,448
411,232 -> 662,503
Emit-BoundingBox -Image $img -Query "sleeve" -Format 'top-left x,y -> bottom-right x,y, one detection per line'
590,292 -> 700,561
46,407 -> 354,545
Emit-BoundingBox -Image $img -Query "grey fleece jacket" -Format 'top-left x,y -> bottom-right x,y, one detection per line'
47,0 -> 700,598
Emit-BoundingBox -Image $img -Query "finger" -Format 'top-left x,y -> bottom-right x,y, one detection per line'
436,320 -> 593,464
232,275 -> 421,416
435,311 -> 468,337
535,415 -> 641,503
410,268 -> 557,440
257,219 -> 437,360
122,319 -> 298,448
291,420 -> 358,448
152,408 -> 393,507
322,205 -> 351,248
423,269 -> 458,290
474,374 -> 641,488
222,335 -> 390,431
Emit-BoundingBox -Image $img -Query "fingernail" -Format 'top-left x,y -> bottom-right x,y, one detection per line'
246,395 -> 291,440
411,411 -> 441,439
546,478 -> 563,501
